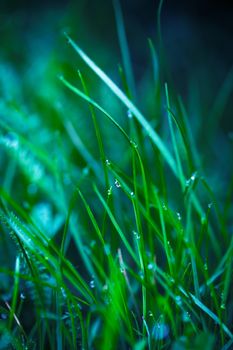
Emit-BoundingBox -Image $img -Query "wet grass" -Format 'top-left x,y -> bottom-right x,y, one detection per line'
0,1 -> 232,349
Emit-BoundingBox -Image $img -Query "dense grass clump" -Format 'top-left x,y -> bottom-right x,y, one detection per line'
0,1 -> 232,349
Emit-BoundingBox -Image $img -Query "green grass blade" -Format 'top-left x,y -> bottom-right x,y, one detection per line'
165,83 -> 184,188
94,184 -> 139,265
113,0 -> 136,99
8,255 -> 20,330
59,75 -> 131,143
189,293 -> 233,338
63,33 -> 177,176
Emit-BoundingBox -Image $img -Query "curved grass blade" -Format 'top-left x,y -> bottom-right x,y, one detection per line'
63,33 -> 177,176
165,83 -> 184,189
148,38 -> 159,89
94,184 -> 139,265
112,0 -> 136,99
78,70 -> 110,187
64,120 -> 102,182
59,75 -> 130,144
189,293 -> 233,339
8,255 -> 20,331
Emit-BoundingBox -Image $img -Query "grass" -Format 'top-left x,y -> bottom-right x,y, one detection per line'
0,1 -> 233,349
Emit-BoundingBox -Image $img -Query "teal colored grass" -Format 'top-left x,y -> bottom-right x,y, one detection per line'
0,1 -> 232,349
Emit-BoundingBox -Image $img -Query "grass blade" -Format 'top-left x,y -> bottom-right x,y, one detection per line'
63,33 -> 177,176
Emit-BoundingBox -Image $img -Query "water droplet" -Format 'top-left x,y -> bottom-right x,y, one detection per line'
31,163 -> 44,181
162,203 -> 167,211
105,159 -> 111,166
175,295 -> 182,306
102,284 -> 108,291
107,186 -> 112,196
168,276 -> 175,284
127,110 -> 133,119
139,271 -> 144,280
177,212 -> 182,221
90,240 -> 96,248
130,191 -> 135,197
190,174 -> 196,181
220,303 -> 225,310
60,288 -> 67,299
186,172 -> 197,186
148,311 -> 153,317
114,179 -> 121,188
104,244 -> 111,256
182,311 -> 191,322
3,132 -> 19,150
147,263 -> 153,270
90,280 -> 95,289
82,167 -> 89,176
20,293 -> 26,300
120,265 -> 125,273
130,140 -> 138,148
208,202 -> 213,209
204,263 -> 208,271
152,323 -> 169,340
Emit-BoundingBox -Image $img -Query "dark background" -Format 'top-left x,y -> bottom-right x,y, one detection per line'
0,0 -> 232,133
1,0 -> 232,85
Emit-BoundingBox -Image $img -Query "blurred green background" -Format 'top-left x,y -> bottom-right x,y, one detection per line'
1,0 -> 232,129
0,0 -> 232,203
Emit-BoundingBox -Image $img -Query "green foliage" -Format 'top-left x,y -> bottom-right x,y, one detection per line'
0,1 -> 232,349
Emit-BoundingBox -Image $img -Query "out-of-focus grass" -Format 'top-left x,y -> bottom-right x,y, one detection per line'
0,1 -> 232,349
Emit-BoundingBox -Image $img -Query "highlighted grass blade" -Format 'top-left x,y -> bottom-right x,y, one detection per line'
190,293 -> 233,339
63,33 -> 177,176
